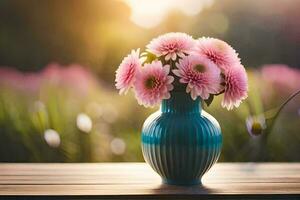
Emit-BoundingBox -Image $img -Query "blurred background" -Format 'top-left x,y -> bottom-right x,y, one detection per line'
0,0 -> 299,162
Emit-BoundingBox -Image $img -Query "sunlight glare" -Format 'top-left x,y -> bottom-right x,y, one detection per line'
123,0 -> 214,29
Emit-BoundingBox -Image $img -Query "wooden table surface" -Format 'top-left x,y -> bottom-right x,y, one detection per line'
0,163 -> 299,199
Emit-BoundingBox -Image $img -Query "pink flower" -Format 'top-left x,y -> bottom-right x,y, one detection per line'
173,55 -> 221,100
261,64 -> 300,93
134,61 -> 174,107
193,37 -> 240,70
115,49 -> 141,94
147,32 -> 195,61
222,65 -> 248,110
0,67 -> 41,93
42,63 -> 96,96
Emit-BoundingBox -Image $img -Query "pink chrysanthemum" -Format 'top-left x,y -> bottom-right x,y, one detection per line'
134,61 -> 174,107
194,37 -> 240,70
147,32 -> 195,61
173,55 -> 221,100
115,49 -> 141,94
222,65 -> 248,110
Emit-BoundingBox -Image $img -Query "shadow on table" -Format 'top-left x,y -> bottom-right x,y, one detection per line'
150,182 -> 220,195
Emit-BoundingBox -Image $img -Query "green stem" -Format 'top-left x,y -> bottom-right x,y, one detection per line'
254,89 -> 300,161
273,89 -> 300,119
267,89 -> 300,134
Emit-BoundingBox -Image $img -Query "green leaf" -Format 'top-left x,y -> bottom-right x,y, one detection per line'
142,52 -> 157,64
204,94 -> 214,107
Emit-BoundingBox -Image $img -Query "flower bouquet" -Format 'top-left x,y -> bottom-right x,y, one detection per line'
115,32 -> 248,185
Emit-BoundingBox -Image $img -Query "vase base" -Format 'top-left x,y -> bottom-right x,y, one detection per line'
162,178 -> 201,186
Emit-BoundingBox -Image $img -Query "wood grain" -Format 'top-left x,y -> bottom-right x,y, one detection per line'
0,163 -> 299,199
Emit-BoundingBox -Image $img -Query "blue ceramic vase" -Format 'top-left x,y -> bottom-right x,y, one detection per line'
141,90 -> 222,185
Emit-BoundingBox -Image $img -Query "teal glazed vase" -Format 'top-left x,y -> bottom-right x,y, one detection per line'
141,91 -> 222,185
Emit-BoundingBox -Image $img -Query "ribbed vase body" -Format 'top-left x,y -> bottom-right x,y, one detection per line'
141,91 -> 222,185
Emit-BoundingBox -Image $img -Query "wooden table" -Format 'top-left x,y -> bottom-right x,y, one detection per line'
0,163 -> 299,199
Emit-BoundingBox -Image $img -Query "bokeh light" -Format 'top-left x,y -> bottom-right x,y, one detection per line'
110,137 -> 126,155
76,113 -> 93,133
44,129 -> 61,148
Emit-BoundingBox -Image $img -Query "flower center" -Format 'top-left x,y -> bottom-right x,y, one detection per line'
145,76 -> 157,89
251,122 -> 263,136
194,64 -> 206,73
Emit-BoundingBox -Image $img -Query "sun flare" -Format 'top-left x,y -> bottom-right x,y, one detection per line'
123,0 -> 214,29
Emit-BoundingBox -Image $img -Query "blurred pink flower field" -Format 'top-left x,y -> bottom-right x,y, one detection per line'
0,63 -> 299,162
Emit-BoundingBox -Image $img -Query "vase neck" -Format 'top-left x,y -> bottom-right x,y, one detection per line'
161,91 -> 202,113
